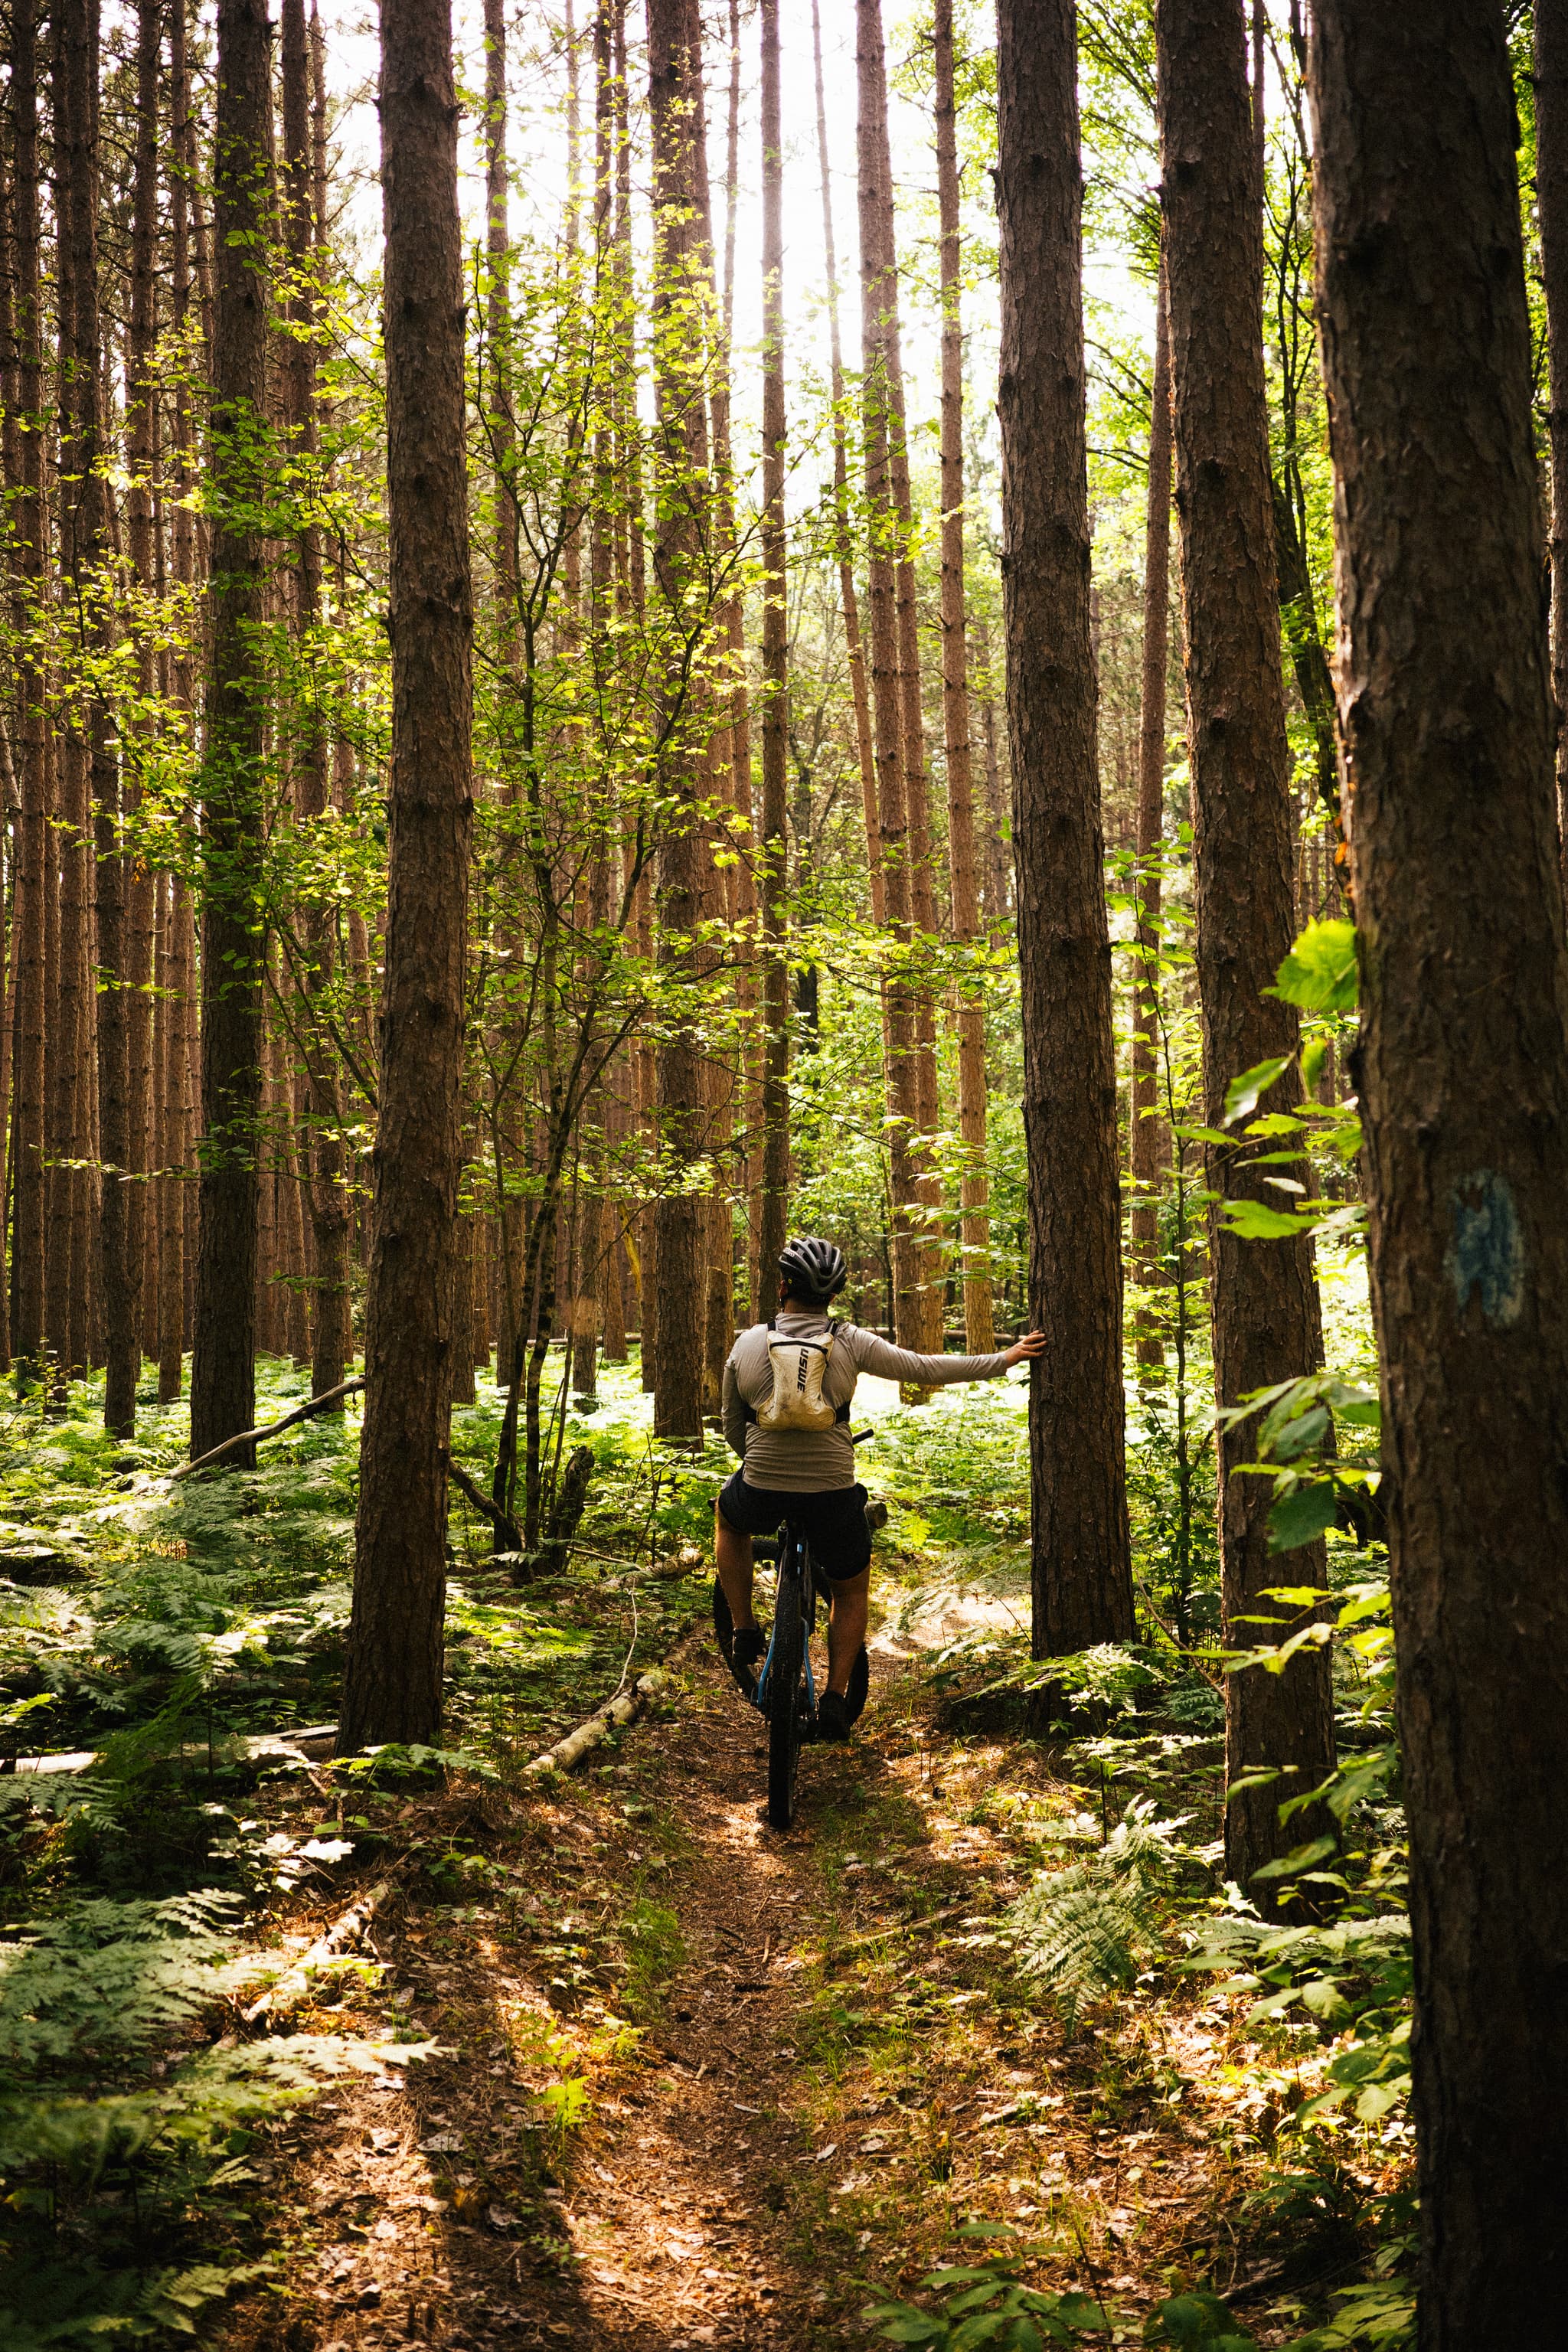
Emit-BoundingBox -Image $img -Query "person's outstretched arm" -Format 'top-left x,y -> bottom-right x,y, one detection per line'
848,1328 -> 1046,1387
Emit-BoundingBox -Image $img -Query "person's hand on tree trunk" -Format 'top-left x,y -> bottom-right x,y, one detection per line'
1004,1331 -> 1046,1367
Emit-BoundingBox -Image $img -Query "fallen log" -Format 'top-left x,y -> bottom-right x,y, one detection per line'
524,1669 -> 668,1776
4,1723 -> 340,1779
174,1379 -> 366,1480
242,1877 -> 393,2024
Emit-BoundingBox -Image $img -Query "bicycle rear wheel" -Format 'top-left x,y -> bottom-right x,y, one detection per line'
766,1562 -> 805,1830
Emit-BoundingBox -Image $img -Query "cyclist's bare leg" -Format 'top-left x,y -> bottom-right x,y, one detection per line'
715,1507 -> 759,1633
826,1568 -> 870,1696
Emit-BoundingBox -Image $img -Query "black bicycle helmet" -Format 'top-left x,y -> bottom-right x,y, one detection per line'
779,1235 -> 848,1306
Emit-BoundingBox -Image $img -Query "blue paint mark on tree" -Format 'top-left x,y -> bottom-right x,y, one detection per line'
1447,1171 -> 1525,1329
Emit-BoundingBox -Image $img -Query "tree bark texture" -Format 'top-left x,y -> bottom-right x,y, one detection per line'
122,0 -> 162,1415
857,0 -> 925,1353
647,0 -> 712,1440
934,0 -> 993,1356
1155,0 -> 1334,1890
996,0 -> 1134,1656
190,0 -> 270,1463
1131,255 -> 1173,1359
756,0 -> 789,1289
1308,5 -> 1568,2335
1537,0 -> 1568,887
858,0 -> 942,1353
57,0 -> 139,1434
282,0 -> 351,1401
9,0 -> 46,1370
812,0 -> 881,930
340,0 -> 473,1749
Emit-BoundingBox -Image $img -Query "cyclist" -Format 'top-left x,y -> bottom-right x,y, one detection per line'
717,1235 -> 1046,1742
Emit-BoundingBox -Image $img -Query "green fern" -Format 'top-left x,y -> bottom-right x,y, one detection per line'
1006,1799 -> 1187,2024
0,1890 -> 246,2076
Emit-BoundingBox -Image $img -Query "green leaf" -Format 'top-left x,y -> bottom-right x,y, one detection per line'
1252,1835 -> 1339,1883
862,2314 -> 946,2344
1268,1483 -> 1338,1552
1272,917 -> 1358,1012
1221,1197 -> 1312,1240
1301,1034 -> 1328,1094
1223,1057 -> 1290,1126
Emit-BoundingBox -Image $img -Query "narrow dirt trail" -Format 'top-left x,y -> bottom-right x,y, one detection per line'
240,1619 -> 987,2352
235,1592 -> 1249,2352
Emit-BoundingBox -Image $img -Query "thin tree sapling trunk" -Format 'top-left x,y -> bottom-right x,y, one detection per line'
756,0 -> 789,1285
933,0 -> 994,1354
1131,254 -> 1173,1367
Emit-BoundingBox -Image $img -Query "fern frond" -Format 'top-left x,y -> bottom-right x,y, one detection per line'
1006,1798 -> 1186,2024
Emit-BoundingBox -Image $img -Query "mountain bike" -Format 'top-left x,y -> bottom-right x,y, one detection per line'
713,1516 -> 871,1831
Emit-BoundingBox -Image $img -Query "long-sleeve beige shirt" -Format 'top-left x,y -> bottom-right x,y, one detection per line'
721,1311 -> 1014,1492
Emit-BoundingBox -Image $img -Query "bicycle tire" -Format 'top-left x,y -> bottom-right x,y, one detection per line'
766,1558 -> 805,1830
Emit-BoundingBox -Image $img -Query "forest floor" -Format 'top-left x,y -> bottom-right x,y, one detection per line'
218,1557 -> 1371,2350
0,1335 -> 1406,2351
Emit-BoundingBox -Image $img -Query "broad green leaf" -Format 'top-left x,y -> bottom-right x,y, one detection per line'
1223,1057 -> 1290,1126
1268,1483 -> 1338,1552
1272,917 -> 1358,1011
1222,1197 -> 1312,1240
1253,1836 -> 1339,1884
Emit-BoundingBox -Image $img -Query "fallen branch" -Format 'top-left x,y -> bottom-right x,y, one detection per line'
824,1900 -> 975,1963
444,1453 -> 522,1553
5,1723 -> 340,1779
174,1380 -> 366,1480
524,1669 -> 668,1776
242,1878 -> 393,2025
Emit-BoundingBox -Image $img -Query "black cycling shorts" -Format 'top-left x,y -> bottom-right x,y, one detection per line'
716,1472 -> 873,1580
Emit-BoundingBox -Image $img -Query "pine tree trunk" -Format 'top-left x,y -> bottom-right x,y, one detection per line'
9,0 -> 46,1373
1308,5 -> 1568,2332
57,0 -> 136,1430
282,0 -> 351,1401
859,0 -> 942,1353
997,0 -> 1135,1657
1155,0 -> 1334,1889
647,0 -> 712,1442
1537,0 -> 1568,885
121,0 -> 161,1414
812,0 -> 880,932
934,0 -> 993,1355
972,618 -> 1012,933
857,0 -> 923,1353
340,0 -> 472,1749
756,0 -> 789,1286
158,0 -> 196,1404
189,0 -> 270,1464
1131,256 -> 1173,1367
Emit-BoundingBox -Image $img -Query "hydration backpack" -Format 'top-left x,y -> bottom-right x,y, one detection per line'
756,1321 -> 847,1433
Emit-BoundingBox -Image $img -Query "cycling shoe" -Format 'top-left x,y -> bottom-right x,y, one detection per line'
816,1689 -> 854,1743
